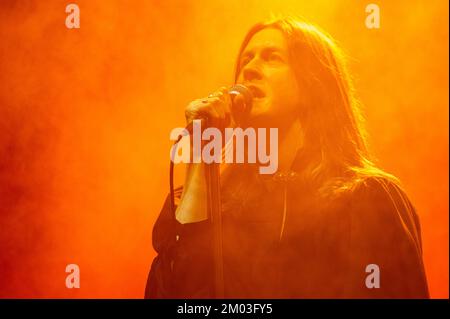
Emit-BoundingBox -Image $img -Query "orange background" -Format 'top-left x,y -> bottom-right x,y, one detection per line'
0,0 -> 448,298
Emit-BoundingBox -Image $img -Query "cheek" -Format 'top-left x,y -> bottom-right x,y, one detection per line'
268,74 -> 300,116
271,66 -> 296,89
272,74 -> 300,103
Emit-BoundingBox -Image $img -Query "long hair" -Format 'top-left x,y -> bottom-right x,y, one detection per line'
233,16 -> 398,198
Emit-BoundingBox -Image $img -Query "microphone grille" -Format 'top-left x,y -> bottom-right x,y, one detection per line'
228,84 -> 253,111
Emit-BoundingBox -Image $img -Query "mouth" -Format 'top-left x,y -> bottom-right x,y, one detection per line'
246,84 -> 266,99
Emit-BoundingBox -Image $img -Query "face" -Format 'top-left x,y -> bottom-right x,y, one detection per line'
237,28 -> 301,127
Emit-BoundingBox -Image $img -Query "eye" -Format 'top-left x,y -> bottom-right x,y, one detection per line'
240,55 -> 252,68
267,52 -> 283,62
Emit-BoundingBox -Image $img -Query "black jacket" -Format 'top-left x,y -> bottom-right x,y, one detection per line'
145,176 -> 429,298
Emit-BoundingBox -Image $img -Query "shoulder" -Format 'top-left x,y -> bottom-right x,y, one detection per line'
348,175 -> 414,213
351,175 -> 405,199
345,175 -> 423,253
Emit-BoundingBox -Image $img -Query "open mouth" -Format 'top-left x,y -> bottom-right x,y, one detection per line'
247,85 -> 266,99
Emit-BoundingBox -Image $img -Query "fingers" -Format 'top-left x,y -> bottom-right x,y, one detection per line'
231,93 -> 245,117
216,86 -> 232,114
198,98 -> 223,121
185,87 -> 232,127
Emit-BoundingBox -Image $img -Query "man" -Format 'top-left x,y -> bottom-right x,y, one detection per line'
145,17 -> 429,298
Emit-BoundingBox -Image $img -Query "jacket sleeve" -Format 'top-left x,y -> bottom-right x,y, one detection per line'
344,177 -> 429,298
144,187 -> 183,298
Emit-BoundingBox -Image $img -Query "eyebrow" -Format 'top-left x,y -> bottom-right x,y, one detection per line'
241,45 -> 285,60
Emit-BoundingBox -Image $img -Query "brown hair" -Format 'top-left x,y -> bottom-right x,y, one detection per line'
233,16 -> 398,198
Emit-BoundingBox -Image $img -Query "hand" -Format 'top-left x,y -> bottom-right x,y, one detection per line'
185,87 -> 234,129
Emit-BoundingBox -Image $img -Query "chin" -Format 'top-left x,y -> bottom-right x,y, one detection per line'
246,99 -> 270,124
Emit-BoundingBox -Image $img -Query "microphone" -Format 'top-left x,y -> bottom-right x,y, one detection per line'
228,84 -> 253,125
181,84 -> 253,136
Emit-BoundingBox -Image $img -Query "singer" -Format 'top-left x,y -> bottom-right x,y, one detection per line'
145,17 -> 429,298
